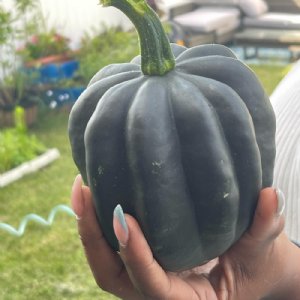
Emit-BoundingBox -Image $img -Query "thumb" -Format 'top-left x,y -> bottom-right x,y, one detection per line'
214,189 -> 287,300
246,188 -> 285,245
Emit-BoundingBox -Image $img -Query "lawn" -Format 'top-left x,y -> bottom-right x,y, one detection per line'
0,62 -> 290,299
0,111 -> 118,300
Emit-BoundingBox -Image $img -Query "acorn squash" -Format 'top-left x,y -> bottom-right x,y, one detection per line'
68,0 -> 276,271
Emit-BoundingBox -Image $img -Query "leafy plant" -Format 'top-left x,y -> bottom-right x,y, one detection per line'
0,69 -> 40,110
0,106 -> 46,173
0,4 -> 14,82
18,30 -> 70,61
0,5 -> 12,44
0,0 -> 43,109
76,27 -> 139,85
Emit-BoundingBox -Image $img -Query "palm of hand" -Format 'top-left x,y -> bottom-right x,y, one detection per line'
72,176 -> 289,300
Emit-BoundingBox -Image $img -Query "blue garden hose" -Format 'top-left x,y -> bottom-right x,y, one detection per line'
0,205 -> 76,237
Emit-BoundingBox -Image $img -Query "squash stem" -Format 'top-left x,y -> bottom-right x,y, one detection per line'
100,0 -> 175,76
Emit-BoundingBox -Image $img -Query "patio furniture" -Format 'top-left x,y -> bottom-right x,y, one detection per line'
164,0 -> 300,49
234,28 -> 300,60
232,0 -> 300,60
243,12 -> 300,30
167,2 -> 241,46
240,0 -> 300,30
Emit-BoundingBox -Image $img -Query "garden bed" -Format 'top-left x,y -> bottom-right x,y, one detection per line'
0,148 -> 60,188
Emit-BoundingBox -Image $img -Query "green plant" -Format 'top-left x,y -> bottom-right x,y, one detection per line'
0,111 -> 118,300
76,27 -> 139,85
18,30 -> 70,62
0,69 -> 40,110
0,0 -> 43,110
0,106 -> 45,172
0,5 -> 12,44
68,0 -> 276,272
0,4 -> 13,83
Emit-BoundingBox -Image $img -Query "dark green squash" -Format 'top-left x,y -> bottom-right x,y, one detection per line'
68,0 -> 276,271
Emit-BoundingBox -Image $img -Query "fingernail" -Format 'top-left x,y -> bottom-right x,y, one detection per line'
113,204 -> 129,248
71,174 -> 84,220
275,188 -> 285,217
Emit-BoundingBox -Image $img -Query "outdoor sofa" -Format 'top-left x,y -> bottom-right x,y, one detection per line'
241,0 -> 300,30
164,0 -> 300,47
235,0 -> 300,60
165,0 -> 241,46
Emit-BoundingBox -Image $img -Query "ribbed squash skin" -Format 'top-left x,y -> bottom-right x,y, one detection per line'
68,43 -> 276,271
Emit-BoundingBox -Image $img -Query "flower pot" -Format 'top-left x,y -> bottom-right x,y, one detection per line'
0,105 -> 38,128
25,53 -> 73,68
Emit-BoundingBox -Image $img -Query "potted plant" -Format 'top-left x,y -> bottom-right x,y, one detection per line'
0,69 -> 40,127
0,0 -> 45,127
19,30 -> 73,67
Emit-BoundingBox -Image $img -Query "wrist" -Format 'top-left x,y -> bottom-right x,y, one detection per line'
282,238 -> 300,293
266,234 -> 300,298
283,235 -> 300,276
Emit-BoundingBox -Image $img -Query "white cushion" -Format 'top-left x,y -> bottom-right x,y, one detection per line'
195,0 -> 239,4
173,7 -> 240,33
216,18 -> 240,35
160,0 -> 194,10
243,12 -> 300,29
239,0 -> 268,17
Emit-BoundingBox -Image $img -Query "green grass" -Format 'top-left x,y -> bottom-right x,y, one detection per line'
0,110 -> 118,300
0,63 -> 289,299
249,63 -> 292,96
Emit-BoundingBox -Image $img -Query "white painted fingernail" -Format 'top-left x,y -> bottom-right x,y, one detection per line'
275,188 -> 285,217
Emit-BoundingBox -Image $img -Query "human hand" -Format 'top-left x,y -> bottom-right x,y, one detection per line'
71,175 -> 300,300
